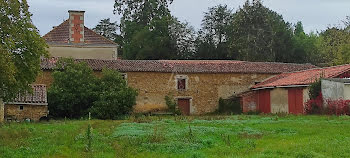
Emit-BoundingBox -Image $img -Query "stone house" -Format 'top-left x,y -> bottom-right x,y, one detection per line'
2,84 -> 48,122
37,58 -> 316,115
242,64 -> 350,114
43,10 -> 118,60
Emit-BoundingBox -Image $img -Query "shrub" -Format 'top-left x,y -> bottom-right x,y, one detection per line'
90,69 -> 138,120
305,79 -> 324,114
325,99 -> 350,116
217,97 -> 242,114
48,58 -> 138,119
304,92 -> 324,114
165,95 -> 181,115
48,58 -> 97,118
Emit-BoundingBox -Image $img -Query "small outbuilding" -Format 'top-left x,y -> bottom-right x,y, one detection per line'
3,84 -> 48,122
241,64 -> 350,114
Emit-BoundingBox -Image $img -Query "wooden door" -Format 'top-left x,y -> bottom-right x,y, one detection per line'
178,99 -> 190,115
288,88 -> 304,114
258,90 -> 271,113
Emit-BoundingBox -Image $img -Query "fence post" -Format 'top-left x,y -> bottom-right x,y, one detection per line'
0,98 -> 4,123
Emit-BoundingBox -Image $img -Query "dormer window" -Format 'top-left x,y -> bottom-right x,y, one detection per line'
176,75 -> 188,91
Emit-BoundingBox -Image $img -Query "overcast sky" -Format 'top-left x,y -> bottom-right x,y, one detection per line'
27,0 -> 350,35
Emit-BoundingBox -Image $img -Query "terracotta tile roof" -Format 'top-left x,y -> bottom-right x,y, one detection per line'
8,84 -> 47,105
253,64 -> 350,89
42,20 -> 116,46
40,58 -> 317,74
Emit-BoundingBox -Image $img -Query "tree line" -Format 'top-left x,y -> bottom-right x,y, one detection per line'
93,0 -> 350,66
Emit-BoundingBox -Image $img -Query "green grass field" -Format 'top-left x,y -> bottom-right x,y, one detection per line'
1,115 -> 350,158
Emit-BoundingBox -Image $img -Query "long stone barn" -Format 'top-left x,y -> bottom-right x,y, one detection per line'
242,64 -> 350,114
35,58 -> 316,115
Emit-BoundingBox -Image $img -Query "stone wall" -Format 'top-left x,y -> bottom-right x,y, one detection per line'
4,104 -> 48,121
127,72 -> 273,115
35,70 -> 274,115
35,71 -> 54,87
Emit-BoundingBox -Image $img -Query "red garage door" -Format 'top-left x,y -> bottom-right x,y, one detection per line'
288,88 -> 304,114
258,90 -> 271,113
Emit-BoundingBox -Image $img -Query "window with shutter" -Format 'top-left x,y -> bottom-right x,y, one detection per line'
178,79 -> 186,90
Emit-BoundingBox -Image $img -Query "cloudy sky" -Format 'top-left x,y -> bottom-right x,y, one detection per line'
27,0 -> 350,35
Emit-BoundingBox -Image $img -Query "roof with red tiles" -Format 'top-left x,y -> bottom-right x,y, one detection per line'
7,84 -> 47,105
40,58 -> 317,74
42,20 -> 116,46
253,64 -> 350,89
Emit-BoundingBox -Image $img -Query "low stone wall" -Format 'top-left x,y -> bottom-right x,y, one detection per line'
4,104 -> 48,121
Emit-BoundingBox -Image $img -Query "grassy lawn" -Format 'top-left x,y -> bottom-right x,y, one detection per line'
1,115 -> 350,158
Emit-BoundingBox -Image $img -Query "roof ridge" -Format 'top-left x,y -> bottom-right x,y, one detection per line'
276,63 -> 350,75
245,61 -> 314,66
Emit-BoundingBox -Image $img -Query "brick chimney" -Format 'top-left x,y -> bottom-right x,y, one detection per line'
68,10 -> 85,44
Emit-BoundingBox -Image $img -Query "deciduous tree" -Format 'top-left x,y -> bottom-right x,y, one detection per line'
195,5 -> 233,59
229,0 -> 293,62
0,0 -> 48,101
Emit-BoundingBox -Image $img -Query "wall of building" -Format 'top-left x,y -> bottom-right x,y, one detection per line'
0,99 -> 4,123
303,88 -> 310,106
344,84 -> 350,100
48,46 -> 117,60
322,79 -> 344,101
241,91 -> 258,113
4,104 -> 48,121
270,88 -> 288,113
243,87 -> 310,114
35,70 -> 273,115
35,71 -> 54,87
126,72 -> 273,114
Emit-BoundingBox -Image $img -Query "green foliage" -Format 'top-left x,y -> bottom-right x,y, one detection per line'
86,124 -> 92,151
170,18 -> 197,59
114,0 -> 177,60
195,4 -> 233,59
3,116 -> 350,157
93,18 -> 119,41
218,98 -> 242,114
48,58 -> 97,118
318,25 -> 350,66
289,22 -> 322,64
0,0 -> 48,101
122,17 -> 177,60
309,79 -> 322,100
90,69 -> 138,120
164,95 -> 181,115
114,0 -> 173,26
48,59 -> 137,119
229,0 -> 293,62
